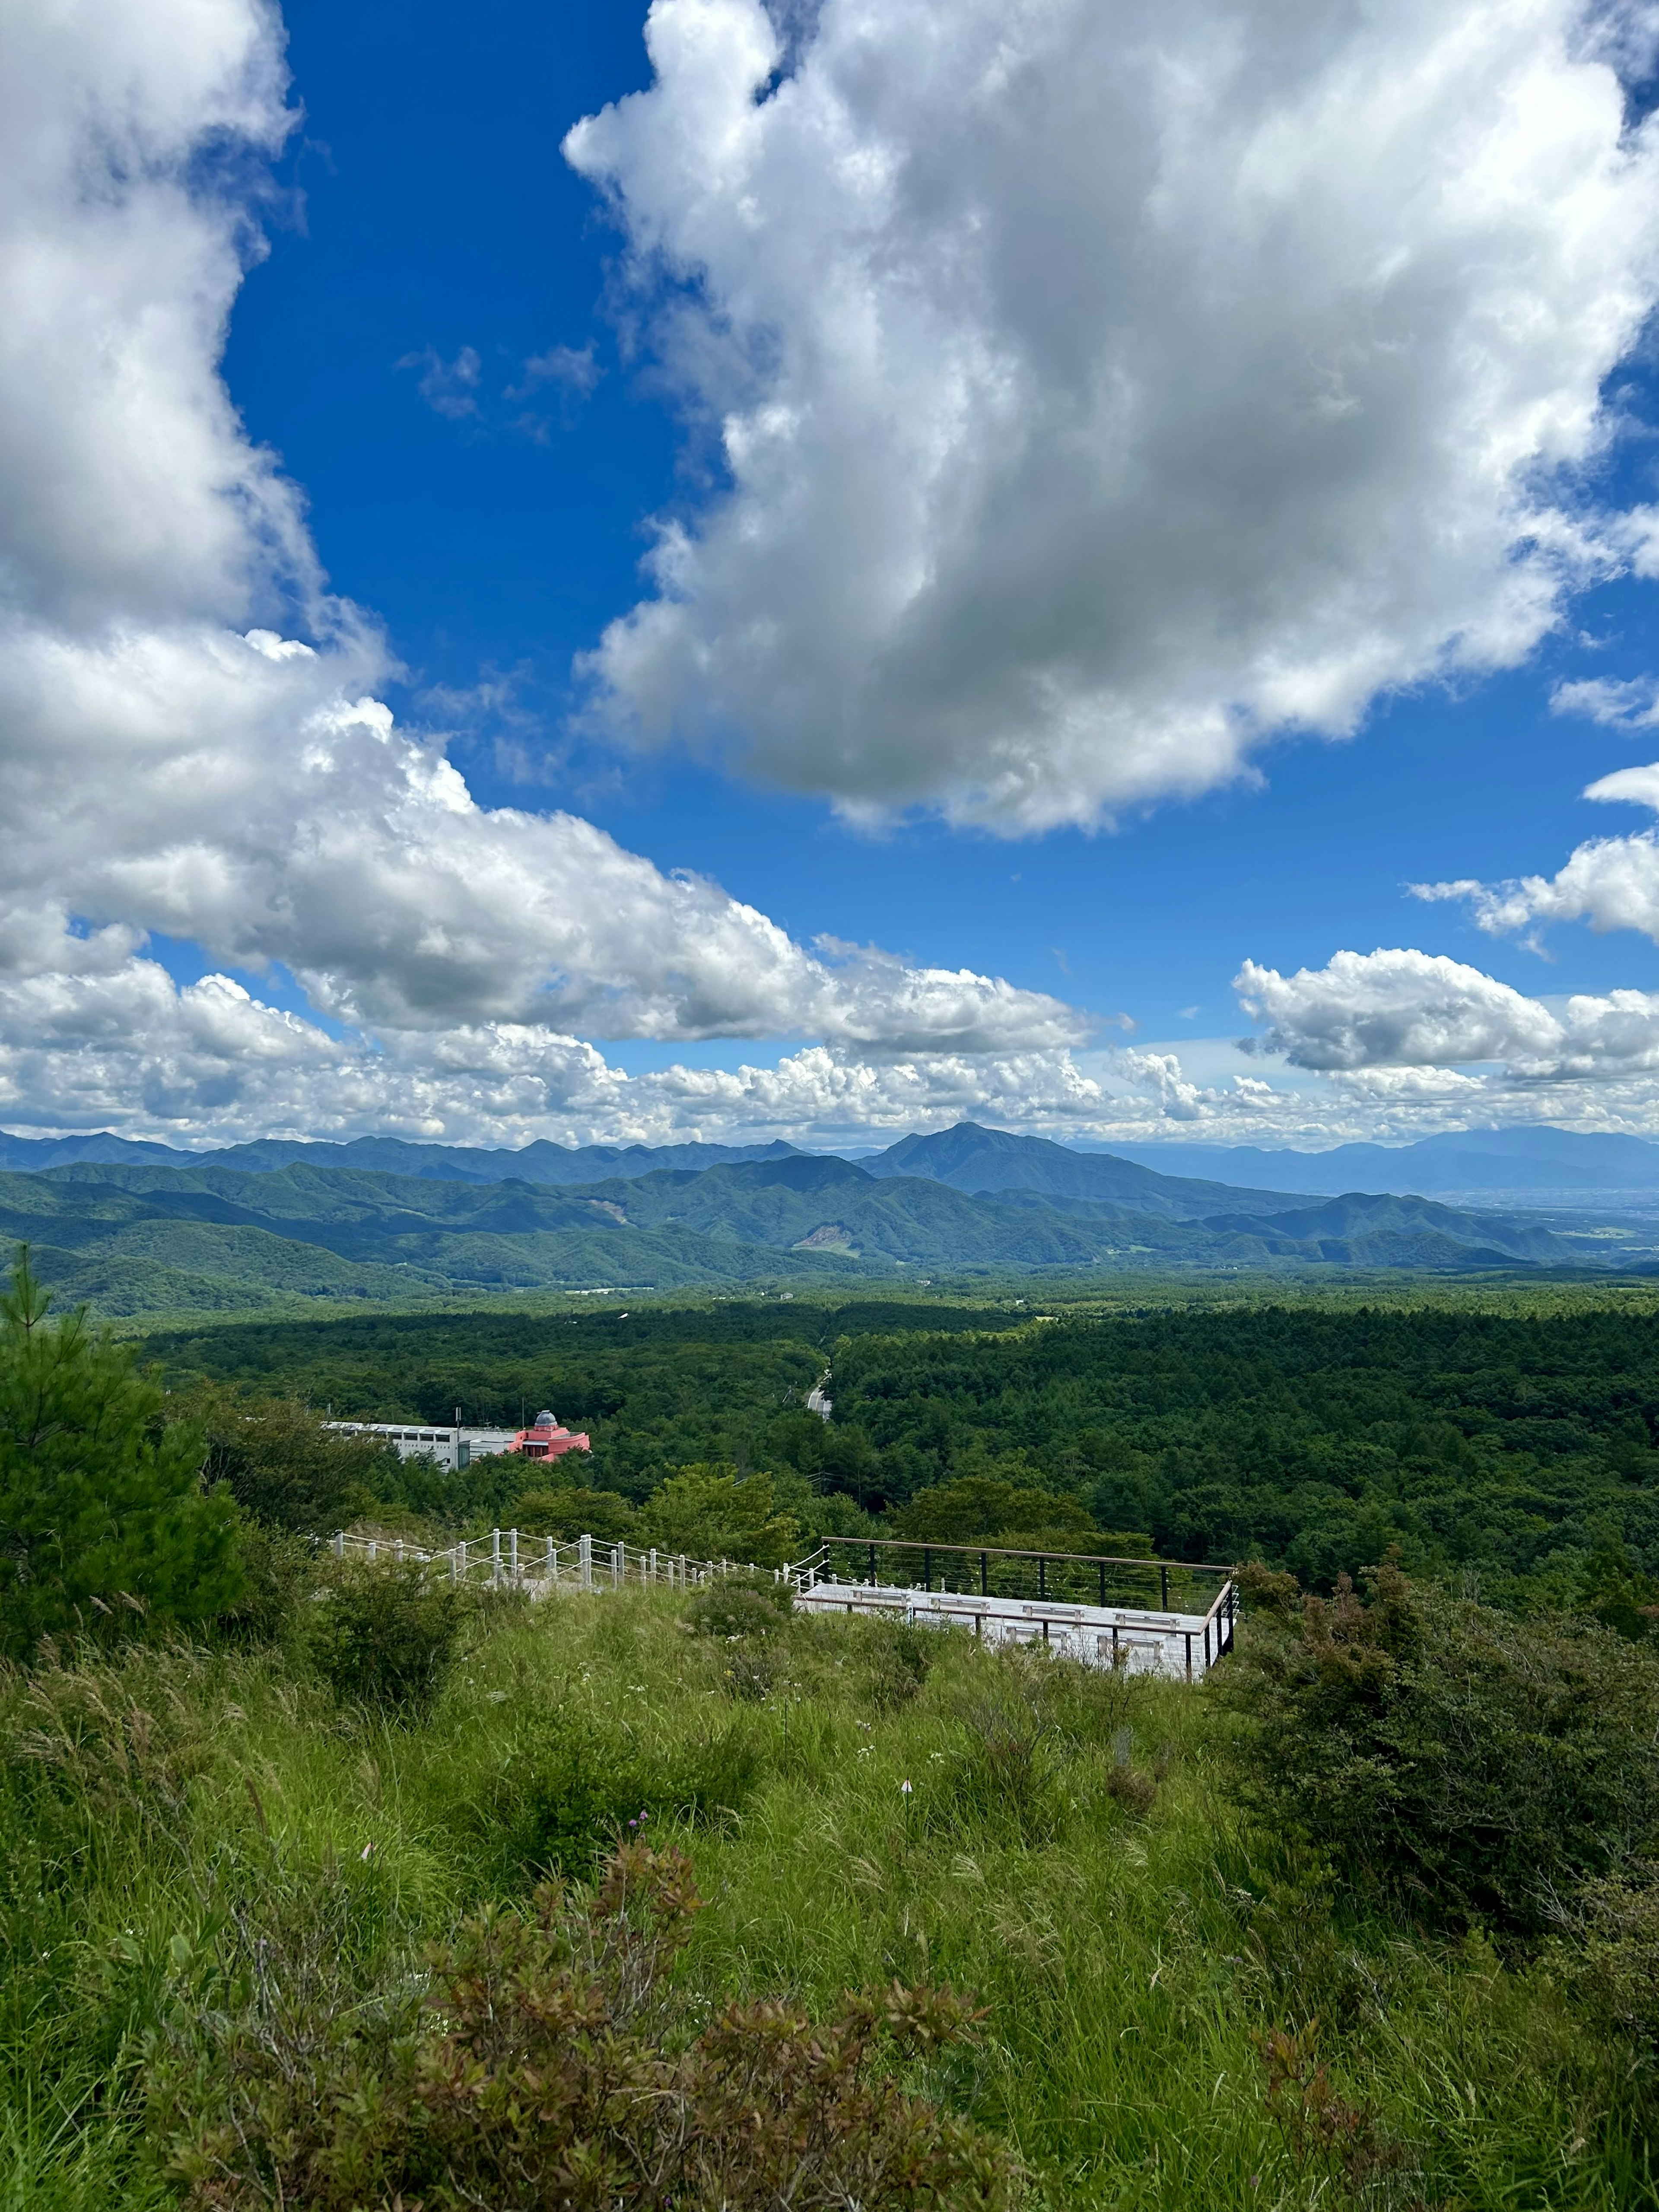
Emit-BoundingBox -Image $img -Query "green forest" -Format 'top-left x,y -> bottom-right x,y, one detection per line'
5,1261 -> 1659,2207
144,1291 -> 1659,1611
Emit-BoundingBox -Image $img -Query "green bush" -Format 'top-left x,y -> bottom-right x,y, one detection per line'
212,1519 -> 315,1646
639,1465 -> 800,1567
153,1843 -> 1017,2212
1225,1555 -> 1659,1933
1556,1863 -> 1659,2046
683,1573 -> 792,1643
931,1675 -> 1063,1846
0,1248 -> 242,1657
304,1556 -> 472,1714
188,1388 -> 395,1535
857,1620 -> 936,1714
509,1484 -> 639,1543
493,1728 -> 658,1878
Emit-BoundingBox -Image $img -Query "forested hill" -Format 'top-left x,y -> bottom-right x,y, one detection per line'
145,1296 -> 1659,1605
0,1147 -> 1601,1318
826,1304 -> 1659,1598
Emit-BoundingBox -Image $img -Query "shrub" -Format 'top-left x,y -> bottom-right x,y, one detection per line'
509,1485 -> 639,1544
0,1248 -> 242,1657
492,1727 -> 658,1878
686,1578 -> 792,1700
933,1673 -> 1063,1846
640,1465 -> 801,1568
663,1720 -> 766,1823
1224,1555 -> 1659,1933
304,1557 -> 472,1714
1102,1726 -> 1160,1818
859,1620 -> 936,1713
684,1573 -> 792,1642
156,1843 -> 1018,2212
1553,1863 -> 1659,2047
212,1520 -> 314,1646
188,1389 -> 394,1535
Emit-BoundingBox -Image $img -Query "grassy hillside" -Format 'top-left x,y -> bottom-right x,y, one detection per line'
3,1582 -> 1650,2212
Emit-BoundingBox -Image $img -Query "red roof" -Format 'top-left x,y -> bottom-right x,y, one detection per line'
509,1415 -> 591,1462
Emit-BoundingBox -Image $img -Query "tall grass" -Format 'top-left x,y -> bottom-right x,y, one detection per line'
0,1590 -> 1649,2210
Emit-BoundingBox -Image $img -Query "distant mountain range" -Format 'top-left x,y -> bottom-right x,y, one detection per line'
0,1128 -> 800,1184
9,1117 -> 1656,1197
1100,1126 -> 1659,1195
0,1121 -> 1623,1317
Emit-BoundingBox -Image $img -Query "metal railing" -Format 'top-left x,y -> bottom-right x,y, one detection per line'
327,1527 -> 761,1593
791,1535 -> 1233,1617
1188,1573 -> 1240,1679
324,1526 -> 1241,1678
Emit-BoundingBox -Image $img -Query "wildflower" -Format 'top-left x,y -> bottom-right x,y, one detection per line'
360,1842 -> 375,1861
900,1779 -> 913,1796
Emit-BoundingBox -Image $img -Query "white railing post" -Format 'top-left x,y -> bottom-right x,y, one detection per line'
491,1528 -> 502,1589
367,1539 -> 377,1564
579,1533 -> 593,1589
333,1531 -> 344,1559
610,1541 -> 623,1590
395,1539 -> 405,1567
545,1535 -> 555,1577
458,1538 -> 468,1586
509,1527 -> 518,1581
649,1547 -> 658,1584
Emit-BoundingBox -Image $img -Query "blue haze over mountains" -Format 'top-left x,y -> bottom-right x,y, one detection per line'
3,1119 -> 1659,1196
0,1122 -> 1652,1316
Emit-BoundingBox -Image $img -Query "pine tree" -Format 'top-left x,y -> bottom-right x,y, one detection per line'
0,1248 -> 242,1657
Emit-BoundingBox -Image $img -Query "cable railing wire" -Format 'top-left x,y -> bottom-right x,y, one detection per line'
325,1526 -> 764,1593
793,1533 -> 1231,1615
323,1526 -> 1240,1678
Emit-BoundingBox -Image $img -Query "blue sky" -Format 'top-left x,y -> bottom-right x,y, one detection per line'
8,0 -> 1659,1150
214,0 -> 1654,1045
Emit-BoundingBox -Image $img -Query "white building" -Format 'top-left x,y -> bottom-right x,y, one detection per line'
324,1421 -> 519,1473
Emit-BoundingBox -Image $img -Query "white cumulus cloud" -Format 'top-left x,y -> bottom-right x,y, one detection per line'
1236,947 -> 1659,1080
568,0 -> 1659,830
0,0 -> 1083,1146
1413,760 -> 1659,944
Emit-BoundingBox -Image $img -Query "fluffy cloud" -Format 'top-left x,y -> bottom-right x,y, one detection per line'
0,956 -> 1116,1147
568,0 -> 1659,830
21,947 -> 1659,1151
1236,947 -> 1659,1080
0,0 -> 1081,1141
1414,760 -> 1659,943
1551,675 -> 1659,729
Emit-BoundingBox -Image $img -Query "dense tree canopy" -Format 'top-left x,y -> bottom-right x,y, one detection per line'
828,1306 -> 1659,1599
143,1295 -> 1659,1603
0,1252 -> 241,1654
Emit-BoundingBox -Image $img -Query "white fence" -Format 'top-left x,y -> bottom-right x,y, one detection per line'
327,1526 -> 755,1595
325,1526 -> 1238,1680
